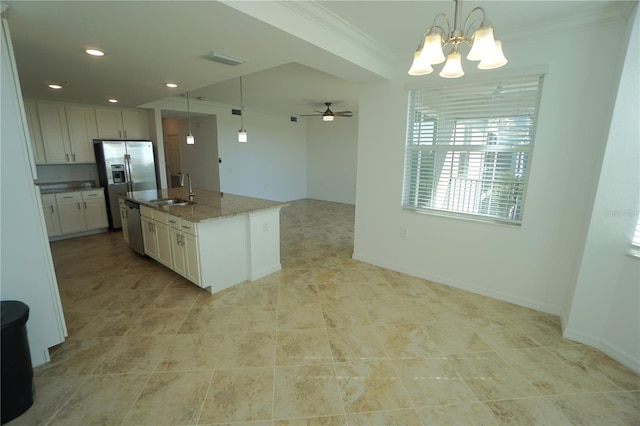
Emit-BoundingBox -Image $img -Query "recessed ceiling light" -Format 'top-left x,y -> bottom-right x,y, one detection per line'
108,98 -> 118,103
85,48 -> 105,57
165,83 -> 178,88
48,84 -> 63,90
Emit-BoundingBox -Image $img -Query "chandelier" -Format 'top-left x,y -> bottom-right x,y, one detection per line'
408,0 -> 507,78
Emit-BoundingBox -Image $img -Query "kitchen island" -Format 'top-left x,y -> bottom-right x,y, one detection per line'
120,187 -> 288,294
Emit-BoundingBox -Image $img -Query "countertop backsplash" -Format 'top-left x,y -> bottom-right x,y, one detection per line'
35,163 -> 99,185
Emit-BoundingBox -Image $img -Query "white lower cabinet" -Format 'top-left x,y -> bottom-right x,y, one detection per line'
141,206 -> 172,268
41,194 -> 62,237
168,215 -> 201,287
44,189 -> 108,238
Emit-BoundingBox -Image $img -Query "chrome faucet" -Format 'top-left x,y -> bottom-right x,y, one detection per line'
180,173 -> 194,199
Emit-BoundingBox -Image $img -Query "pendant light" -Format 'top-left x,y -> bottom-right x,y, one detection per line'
238,76 -> 247,143
186,92 -> 194,145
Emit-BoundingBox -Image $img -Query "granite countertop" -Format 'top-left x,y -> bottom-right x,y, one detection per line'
120,187 -> 288,223
38,181 -> 101,194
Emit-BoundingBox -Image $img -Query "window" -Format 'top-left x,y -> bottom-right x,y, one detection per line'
402,75 -> 544,225
633,216 -> 640,248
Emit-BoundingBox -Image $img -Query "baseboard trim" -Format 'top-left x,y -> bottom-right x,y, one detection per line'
562,327 -> 640,375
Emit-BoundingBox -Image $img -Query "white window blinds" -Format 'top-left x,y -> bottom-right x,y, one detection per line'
402,75 -> 544,224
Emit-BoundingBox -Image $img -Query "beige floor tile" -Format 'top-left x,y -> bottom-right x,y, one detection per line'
128,271 -> 178,290
498,347 -> 607,394
236,282 -> 279,307
316,282 -> 362,302
148,286 -> 202,309
216,331 -> 276,369
34,337 -> 119,377
486,397 -> 572,425
276,328 -> 334,366
199,367 -> 273,424
95,335 -> 173,373
74,309 -> 142,337
545,345 -> 640,391
407,300 -> 466,323
156,333 -> 224,371
5,375 -> 87,426
605,390 -> 640,424
276,415 -> 348,425
62,288 -> 124,311
471,318 -> 541,350
321,297 -> 371,328
393,357 -> 479,408
124,371 -> 212,425
416,402 -> 498,426
178,306 -> 234,334
346,409 -> 422,425
125,308 -> 190,336
335,360 -> 413,413
278,282 -> 319,305
228,305 -> 277,332
273,364 -> 345,419
375,323 -> 439,359
277,303 -> 326,330
192,285 -> 239,308
103,289 -> 161,310
60,310 -> 100,337
361,300 -> 418,325
326,326 -> 388,362
551,392 -> 626,425
426,320 -> 493,354
508,315 -> 576,347
449,352 -> 539,401
49,373 -> 150,425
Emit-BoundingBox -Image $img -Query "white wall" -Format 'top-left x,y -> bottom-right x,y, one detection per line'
353,13 -> 631,318
564,5 -> 640,373
306,115 -> 358,204
1,18 -> 66,366
145,98 -> 307,202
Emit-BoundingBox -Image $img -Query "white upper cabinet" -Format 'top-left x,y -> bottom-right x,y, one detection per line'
23,100 -> 46,164
37,102 -> 96,164
96,108 -> 149,140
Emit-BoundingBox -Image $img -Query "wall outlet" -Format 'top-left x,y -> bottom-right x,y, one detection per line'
400,227 -> 408,238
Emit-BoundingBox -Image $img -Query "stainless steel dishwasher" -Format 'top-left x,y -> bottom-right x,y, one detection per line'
125,200 -> 144,255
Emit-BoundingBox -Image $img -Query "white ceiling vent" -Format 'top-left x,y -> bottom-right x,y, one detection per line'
200,51 -> 248,66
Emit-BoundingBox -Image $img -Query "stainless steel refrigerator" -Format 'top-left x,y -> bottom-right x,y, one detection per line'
94,140 -> 157,229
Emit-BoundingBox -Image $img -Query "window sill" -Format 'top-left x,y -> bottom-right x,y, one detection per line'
628,247 -> 640,260
401,206 -> 522,228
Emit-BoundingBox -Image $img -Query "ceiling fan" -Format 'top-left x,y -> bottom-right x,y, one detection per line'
301,102 -> 353,121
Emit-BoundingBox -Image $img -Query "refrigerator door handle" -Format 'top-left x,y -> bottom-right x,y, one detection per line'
124,154 -> 133,192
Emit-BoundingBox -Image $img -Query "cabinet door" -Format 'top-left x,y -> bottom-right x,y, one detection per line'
38,103 -> 70,162
95,108 -> 124,139
141,216 -> 157,259
183,233 -> 201,286
155,221 -> 172,268
66,106 -> 95,162
121,110 -> 148,139
24,101 -> 46,164
83,198 -> 108,230
57,201 -> 86,234
169,227 -> 186,277
41,201 -> 62,237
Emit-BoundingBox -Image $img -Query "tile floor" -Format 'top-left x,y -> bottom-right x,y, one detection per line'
8,199 -> 640,425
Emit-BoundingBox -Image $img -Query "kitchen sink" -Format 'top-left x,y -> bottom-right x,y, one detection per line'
149,198 -> 194,207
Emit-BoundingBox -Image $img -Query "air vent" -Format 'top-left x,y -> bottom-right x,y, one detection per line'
200,51 -> 248,66
290,116 -> 298,122
232,109 -> 242,116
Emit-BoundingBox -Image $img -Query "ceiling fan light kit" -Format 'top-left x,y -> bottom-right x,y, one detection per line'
409,0 -> 507,78
302,102 -> 352,122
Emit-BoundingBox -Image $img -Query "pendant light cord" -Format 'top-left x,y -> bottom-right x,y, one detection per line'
239,76 -> 244,129
187,92 -> 192,133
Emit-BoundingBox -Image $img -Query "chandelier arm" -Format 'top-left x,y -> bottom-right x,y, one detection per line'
462,6 -> 487,36
429,12 -> 451,37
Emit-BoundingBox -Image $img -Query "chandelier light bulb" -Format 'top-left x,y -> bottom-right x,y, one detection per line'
408,50 -> 434,75
478,40 -> 508,69
467,26 -> 497,61
421,32 -> 446,65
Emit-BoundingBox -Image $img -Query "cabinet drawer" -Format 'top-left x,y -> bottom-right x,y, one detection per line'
82,189 -> 104,199
180,219 -> 197,236
140,205 -> 154,218
55,192 -> 81,202
153,210 -> 168,224
41,194 -> 56,204
167,215 -> 181,229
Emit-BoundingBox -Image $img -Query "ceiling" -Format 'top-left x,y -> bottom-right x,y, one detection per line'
2,1 -> 634,118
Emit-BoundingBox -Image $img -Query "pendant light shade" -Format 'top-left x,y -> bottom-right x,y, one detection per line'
478,39 -> 508,69
238,76 -> 248,143
467,26 -> 497,61
421,32 -> 446,65
439,47 -> 464,78
408,49 -> 434,76
186,92 -> 195,145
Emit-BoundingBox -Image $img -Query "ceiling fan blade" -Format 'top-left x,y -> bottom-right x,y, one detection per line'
313,110 -> 326,114
300,114 -> 323,116
334,111 -> 353,115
